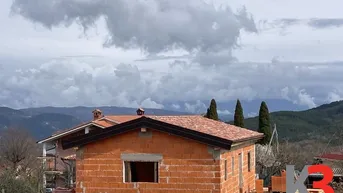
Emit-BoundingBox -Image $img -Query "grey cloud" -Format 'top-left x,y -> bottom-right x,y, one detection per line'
234,6 -> 257,33
11,0 -> 256,66
135,55 -> 191,62
308,18 -> 343,29
192,50 -> 237,66
1,57 -> 343,110
260,18 -> 343,30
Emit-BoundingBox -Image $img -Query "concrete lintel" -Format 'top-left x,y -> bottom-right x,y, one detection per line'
121,153 -> 163,162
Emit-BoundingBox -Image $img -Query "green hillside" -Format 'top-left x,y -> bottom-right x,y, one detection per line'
229,100 -> 343,143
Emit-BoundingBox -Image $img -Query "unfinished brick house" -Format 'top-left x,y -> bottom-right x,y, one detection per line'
54,108 -> 264,193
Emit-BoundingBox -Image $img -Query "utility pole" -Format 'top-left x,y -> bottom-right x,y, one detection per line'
266,123 -> 279,154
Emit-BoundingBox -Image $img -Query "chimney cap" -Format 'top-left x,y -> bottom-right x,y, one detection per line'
136,108 -> 145,115
92,109 -> 103,120
137,108 -> 145,112
92,109 -> 102,113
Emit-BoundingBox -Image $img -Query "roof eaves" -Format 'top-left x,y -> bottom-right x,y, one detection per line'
36,122 -> 105,144
232,133 -> 264,143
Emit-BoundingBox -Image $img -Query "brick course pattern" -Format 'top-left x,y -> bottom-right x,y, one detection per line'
220,144 -> 255,193
75,129 -> 255,193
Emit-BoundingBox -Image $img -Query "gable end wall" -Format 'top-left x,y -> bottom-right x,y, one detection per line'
75,129 -> 223,193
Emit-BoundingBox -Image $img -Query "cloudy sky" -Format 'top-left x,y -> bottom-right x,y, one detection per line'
1,0 -> 343,114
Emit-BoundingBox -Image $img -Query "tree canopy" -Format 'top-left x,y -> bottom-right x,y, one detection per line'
257,101 -> 272,145
205,99 -> 219,120
234,99 -> 244,127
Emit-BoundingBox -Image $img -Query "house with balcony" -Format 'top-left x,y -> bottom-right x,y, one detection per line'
37,109 -> 118,189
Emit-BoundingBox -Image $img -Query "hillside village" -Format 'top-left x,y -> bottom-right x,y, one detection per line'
1,99 -> 343,193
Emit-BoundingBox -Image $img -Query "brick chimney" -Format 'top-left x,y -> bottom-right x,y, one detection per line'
92,109 -> 103,120
136,108 -> 145,115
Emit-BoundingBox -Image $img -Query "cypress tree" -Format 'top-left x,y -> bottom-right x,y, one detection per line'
205,108 -> 210,118
206,99 -> 219,120
234,99 -> 244,127
257,101 -> 272,145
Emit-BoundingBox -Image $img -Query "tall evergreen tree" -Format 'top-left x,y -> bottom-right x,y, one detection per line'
206,99 -> 219,120
234,99 -> 244,127
205,108 -> 210,118
257,101 -> 272,145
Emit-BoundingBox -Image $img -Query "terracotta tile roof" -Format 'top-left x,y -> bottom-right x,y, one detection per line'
52,117 -> 115,135
316,153 -> 343,160
106,115 -> 263,142
147,115 -> 263,142
93,119 -> 116,127
39,117 -> 117,143
44,114 -> 262,143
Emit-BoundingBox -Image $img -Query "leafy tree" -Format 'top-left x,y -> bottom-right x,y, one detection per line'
0,170 -> 37,193
258,101 -> 272,145
0,128 -> 43,193
234,99 -> 244,127
205,99 -> 219,120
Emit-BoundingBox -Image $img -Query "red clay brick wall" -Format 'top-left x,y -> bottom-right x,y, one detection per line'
75,129 -> 222,193
220,143 -> 256,193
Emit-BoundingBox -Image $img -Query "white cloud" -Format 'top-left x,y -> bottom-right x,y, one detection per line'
141,98 -> 164,109
217,109 -> 232,115
247,112 -> 257,118
184,100 -> 207,114
296,89 -> 316,108
327,92 -> 343,103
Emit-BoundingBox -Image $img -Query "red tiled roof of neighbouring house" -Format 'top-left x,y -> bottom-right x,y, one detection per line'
93,119 -> 116,127
315,153 -> 343,161
52,122 -> 91,136
37,117 -> 118,143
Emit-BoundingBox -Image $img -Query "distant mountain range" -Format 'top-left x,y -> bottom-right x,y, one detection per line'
0,106 -> 191,140
229,100 -> 343,144
1,100 -> 341,143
